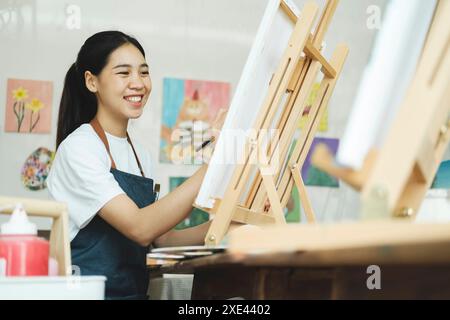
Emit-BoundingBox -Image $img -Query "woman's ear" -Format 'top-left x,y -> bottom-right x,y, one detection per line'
84,71 -> 98,93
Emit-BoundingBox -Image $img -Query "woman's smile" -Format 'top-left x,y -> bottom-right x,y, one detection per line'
124,94 -> 145,108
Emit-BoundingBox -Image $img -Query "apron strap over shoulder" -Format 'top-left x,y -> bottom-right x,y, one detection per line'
89,118 -> 145,177
126,134 -> 145,178
90,118 -> 117,170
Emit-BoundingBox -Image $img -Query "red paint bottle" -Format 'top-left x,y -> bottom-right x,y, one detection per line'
0,204 -> 49,276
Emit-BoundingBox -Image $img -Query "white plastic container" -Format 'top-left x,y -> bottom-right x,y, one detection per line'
0,276 -> 106,300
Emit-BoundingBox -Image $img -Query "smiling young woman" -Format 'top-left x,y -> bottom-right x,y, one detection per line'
47,31 -> 225,300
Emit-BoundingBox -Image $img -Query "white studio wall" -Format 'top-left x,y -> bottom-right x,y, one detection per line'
0,0 -> 389,229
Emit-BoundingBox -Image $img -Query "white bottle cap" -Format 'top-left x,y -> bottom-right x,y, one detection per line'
0,203 -> 37,235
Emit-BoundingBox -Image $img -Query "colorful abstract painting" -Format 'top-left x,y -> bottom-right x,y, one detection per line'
170,177 -> 210,229
431,160 -> 450,189
4,79 -> 53,133
302,137 -> 340,188
160,78 -> 230,164
298,83 -> 328,132
21,147 -> 55,191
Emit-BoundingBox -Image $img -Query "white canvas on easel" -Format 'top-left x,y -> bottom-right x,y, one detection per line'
195,0 -> 301,209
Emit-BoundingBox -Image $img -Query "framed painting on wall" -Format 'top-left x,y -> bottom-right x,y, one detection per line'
160,78 -> 230,165
4,78 -> 53,134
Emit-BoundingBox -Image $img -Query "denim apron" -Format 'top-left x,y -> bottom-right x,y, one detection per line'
71,119 -> 157,300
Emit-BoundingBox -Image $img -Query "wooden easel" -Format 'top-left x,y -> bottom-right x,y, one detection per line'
312,0 -> 450,220
197,0 -> 349,246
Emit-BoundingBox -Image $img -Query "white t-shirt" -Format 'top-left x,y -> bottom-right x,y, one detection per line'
47,124 -> 153,241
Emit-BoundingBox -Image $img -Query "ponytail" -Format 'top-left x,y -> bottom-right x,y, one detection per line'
55,31 -> 146,149
56,63 -> 97,149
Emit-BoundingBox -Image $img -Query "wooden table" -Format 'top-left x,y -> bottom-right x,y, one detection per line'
148,241 -> 450,299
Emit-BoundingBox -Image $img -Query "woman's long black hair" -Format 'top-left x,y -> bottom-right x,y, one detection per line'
56,31 -> 146,149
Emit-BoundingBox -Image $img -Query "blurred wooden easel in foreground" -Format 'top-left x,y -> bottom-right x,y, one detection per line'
227,0 -> 450,254
312,0 -> 450,220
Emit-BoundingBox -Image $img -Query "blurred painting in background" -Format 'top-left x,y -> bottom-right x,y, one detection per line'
298,83 -> 328,132
160,78 -> 230,165
170,177 -> 210,230
432,160 -> 450,189
302,137 -> 340,188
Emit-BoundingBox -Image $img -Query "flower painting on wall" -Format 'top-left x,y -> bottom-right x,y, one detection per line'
4,79 -> 53,134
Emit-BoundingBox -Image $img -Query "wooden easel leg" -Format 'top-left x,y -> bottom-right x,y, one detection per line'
291,164 -> 316,223
260,167 -> 287,225
50,210 -> 71,275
